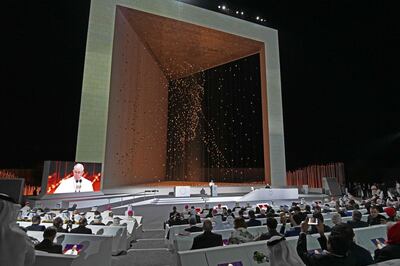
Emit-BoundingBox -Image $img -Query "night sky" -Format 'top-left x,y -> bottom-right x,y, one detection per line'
2,1 -> 400,182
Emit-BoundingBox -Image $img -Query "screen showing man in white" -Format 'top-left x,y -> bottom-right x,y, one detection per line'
54,163 -> 94,193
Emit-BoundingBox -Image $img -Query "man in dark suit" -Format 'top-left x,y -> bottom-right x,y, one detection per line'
35,226 -> 62,254
332,223 -> 374,266
257,217 -> 282,240
297,219 -> 357,266
184,217 -> 203,233
25,215 -> 46,231
191,220 -> 223,250
367,206 -> 386,226
347,210 -> 369,229
70,218 -> 92,234
246,210 -> 261,227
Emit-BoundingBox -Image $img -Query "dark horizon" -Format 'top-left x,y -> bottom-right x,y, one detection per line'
2,1 -> 400,183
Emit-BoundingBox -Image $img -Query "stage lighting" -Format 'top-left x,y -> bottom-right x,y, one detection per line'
241,11 -> 244,15
218,5 -> 221,9
236,11 -> 239,14
256,16 -> 260,20
222,5 -> 226,10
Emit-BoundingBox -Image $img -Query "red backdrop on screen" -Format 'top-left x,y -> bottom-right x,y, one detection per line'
46,161 -> 102,194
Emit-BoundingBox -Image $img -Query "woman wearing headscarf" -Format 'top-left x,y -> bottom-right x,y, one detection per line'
374,221 -> 400,262
0,193 -> 35,266
266,235 -> 305,266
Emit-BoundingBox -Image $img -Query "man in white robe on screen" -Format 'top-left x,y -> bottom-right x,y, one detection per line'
54,163 -> 94,193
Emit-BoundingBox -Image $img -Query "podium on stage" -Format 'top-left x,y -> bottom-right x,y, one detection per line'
210,185 -> 218,197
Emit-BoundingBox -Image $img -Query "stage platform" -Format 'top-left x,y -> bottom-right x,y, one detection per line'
28,182 -> 327,225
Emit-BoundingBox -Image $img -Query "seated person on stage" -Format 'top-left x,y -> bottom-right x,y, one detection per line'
246,210 -> 261,227
256,217 -> 282,241
229,217 -> 254,244
54,163 -> 94,193
374,221 -> 400,263
70,218 -> 92,234
296,219 -> 356,266
368,206 -> 387,225
25,215 -> 46,231
191,220 -> 223,250
53,217 -> 67,233
347,210 -> 369,228
333,224 -> 374,266
184,217 -> 203,233
35,226 -> 62,254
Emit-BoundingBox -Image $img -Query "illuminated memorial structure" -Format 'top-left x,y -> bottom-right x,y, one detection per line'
75,0 -> 286,189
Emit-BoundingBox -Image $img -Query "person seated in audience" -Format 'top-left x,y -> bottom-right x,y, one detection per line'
304,205 -> 312,215
226,209 -> 235,219
229,217 -> 254,244
256,208 -> 267,218
25,215 -> 46,231
182,205 -> 190,215
245,202 -> 251,210
232,202 -> 241,212
308,213 -> 331,234
53,217 -> 67,232
256,217 -> 282,241
255,206 -> 261,214
246,210 -> 261,227
238,209 -> 247,219
0,193 -> 35,266
205,208 -> 213,218
347,210 -> 369,228
374,221 -> 400,263
91,215 -> 105,226
169,206 -> 178,219
200,203 -> 210,214
34,226 -> 62,254
184,217 -> 203,232
331,213 -> 343,227
384,207 -> 397,222
346,199 -> 359,210
291,206 -> 306,226
296,218 -> 356,266
67,203 -> 78,212
332,223 -> 373,266
266,235 -> 305,266
368,206 -> 387,225
191,220 -> 223,250
70,218 -> 92,234
279,212 -> 301,237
